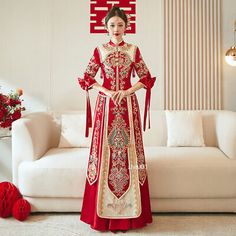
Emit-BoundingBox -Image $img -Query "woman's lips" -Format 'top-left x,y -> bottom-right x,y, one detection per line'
114,33 -> 120,36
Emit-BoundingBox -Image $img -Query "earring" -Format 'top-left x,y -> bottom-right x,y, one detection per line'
124,32 -> 126,36
107,32 -> 109,36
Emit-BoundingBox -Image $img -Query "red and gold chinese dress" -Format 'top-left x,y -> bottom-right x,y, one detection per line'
78,40 -> 156,231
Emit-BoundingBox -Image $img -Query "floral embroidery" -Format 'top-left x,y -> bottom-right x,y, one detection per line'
107,102 -> 130,198
102,42 -> 115,52
107,196 -> 132,215
87,151 -> 98,182
108,110 -> 129,149
85,55 -> 100,78
134,50 -> 149,79
131,95 -> 147,185
87,97 -> 104,185
108,166 -> 129,198
102,42 -> 132,53
119,65 -> 130,90
104,65 -> 114,79
101,44 -> 133,91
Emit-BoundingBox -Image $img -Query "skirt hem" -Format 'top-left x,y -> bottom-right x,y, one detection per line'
80,214 -> 153,232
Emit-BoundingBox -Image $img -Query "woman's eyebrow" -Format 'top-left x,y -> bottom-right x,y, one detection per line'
109,22 -> 124,24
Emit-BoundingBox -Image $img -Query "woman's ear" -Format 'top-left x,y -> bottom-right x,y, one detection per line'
103,24 -> 108,31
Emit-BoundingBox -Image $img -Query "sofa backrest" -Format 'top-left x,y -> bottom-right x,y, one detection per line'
52,110 -> 219,147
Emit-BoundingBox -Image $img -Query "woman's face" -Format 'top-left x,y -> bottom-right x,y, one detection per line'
106,16 -> 126,41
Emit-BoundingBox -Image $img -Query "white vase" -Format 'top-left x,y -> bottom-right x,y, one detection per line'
0,128 -> 12,138
0,137 -> 12,182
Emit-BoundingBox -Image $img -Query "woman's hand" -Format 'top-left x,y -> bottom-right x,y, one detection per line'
92,83 -> 131,105
112,90 -> 130,105
104,89 -> 116,98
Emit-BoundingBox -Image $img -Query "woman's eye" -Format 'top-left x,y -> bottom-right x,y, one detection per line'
110,25 -> 115,27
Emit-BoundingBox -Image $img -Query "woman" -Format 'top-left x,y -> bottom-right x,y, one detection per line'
78,6 -> 156,232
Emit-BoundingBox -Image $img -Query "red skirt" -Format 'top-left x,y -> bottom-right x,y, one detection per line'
80,94 -> 153,231
80,176 -> 153,231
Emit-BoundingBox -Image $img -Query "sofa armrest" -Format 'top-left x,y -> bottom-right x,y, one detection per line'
12,111 -> 60,186
216,111 -> 236,160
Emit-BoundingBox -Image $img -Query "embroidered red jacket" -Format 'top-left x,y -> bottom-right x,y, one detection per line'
78,40 -> 156,137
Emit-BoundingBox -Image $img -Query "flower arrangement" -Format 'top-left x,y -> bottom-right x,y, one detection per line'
0,88 -> 25,130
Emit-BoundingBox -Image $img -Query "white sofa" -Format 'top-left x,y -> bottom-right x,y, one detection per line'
12,110 -> 236,213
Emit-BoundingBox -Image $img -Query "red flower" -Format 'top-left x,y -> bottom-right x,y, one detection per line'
0,110 -> 4,121
12,110 -> 21,120
0,119 -> 12,128
6,98 -> 15,106
0,89 -> 25,130
0,94 -> 7,103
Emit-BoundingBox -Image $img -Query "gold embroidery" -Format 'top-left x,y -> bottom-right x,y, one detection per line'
108,167 -> 129,198
119,65 -> 130,90
107,196 -> 132,215
107,102 -> 130,198
87,96 -> 105,185
104,66 -> 114,79
131,95 -> 147,185
97,96 -> 141,218
99,43 -> 133,91
134,52 -> 149,79
87,119 -> 99,183
104,51 -> 132,90
102,42 -> 132,52
85,55 -> 100,77
102,42 -> 115,52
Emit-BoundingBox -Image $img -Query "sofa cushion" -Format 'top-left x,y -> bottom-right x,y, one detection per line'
146,147 -> 236,198
165,110 -> 205,147
18,146 -> 236,199
18,148 -> 89,198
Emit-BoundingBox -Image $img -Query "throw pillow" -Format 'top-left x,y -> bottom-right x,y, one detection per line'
58,114 -> 91,148
165,110 -> 205,147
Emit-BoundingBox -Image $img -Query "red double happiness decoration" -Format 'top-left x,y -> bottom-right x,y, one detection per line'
90,0 -> 136,34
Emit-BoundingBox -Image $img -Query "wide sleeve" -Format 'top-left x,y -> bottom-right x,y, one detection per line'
77,47 -> 101,137
78,47 -> 100,90
133,46 -> 156,132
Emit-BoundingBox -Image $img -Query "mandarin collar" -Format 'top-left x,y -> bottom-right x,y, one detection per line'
109,40 -> 125,47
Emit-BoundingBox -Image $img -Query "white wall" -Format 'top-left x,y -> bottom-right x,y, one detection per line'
0,0 -> 235,114
0,0 -> 51,112
0,0 -> 162,114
